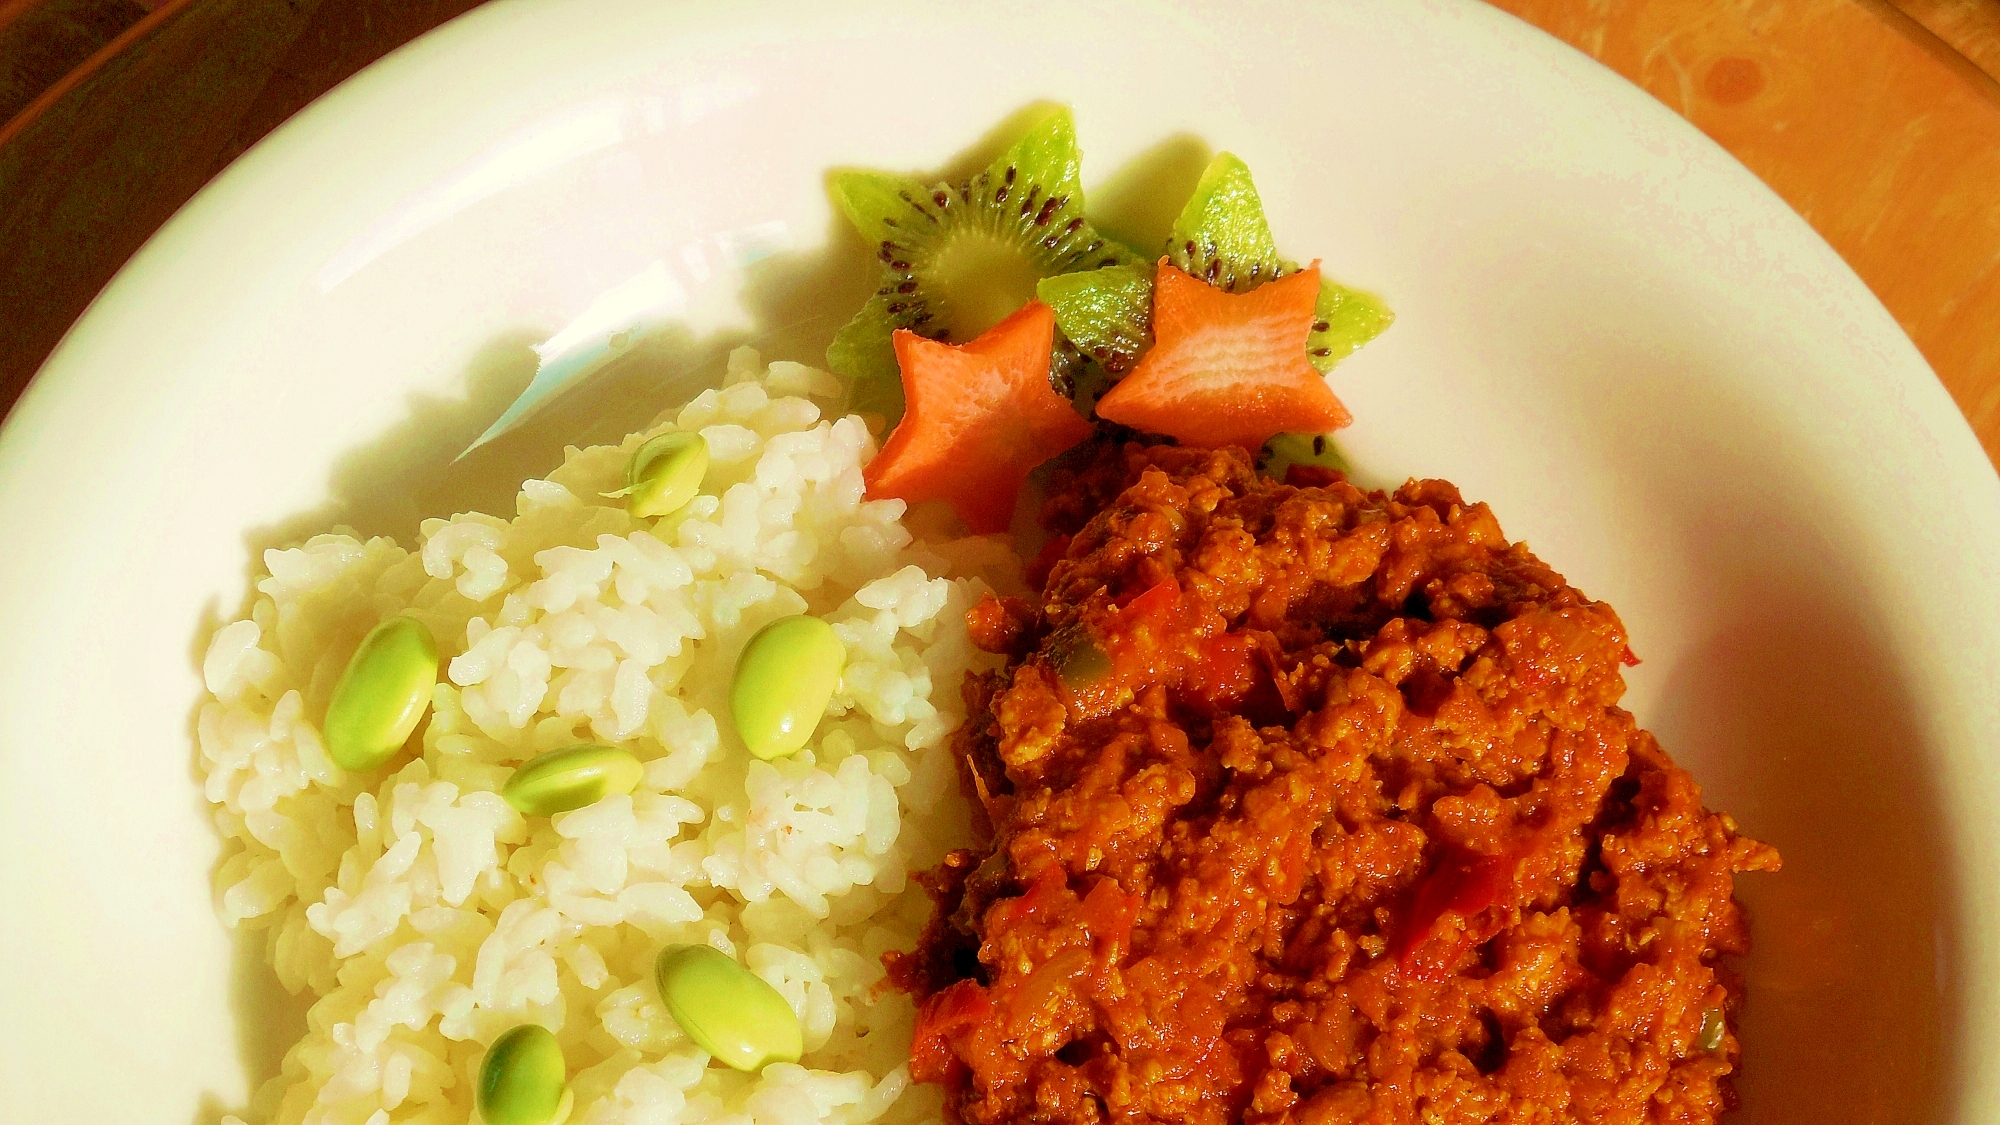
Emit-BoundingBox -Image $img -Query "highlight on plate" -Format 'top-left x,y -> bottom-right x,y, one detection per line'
197,106 -> 1777,1125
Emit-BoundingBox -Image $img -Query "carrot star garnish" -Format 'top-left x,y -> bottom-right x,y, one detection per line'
1093,260 -> 1351,450
863,301 -> 1092,534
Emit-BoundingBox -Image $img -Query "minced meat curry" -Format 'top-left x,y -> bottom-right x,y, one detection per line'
890,442 -> 1780,1125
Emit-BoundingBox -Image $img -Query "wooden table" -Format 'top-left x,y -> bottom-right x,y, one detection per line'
4,0 -> 1999,465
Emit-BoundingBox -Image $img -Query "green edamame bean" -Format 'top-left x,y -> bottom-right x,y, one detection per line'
1695,1007 -> 1726,1054
654,943 -> 803,1072
1256,431 -> 1350,482
729,614 -> 845,761
626,431 -> 709,518
323,615 -> 438,772
502,744 -> 644,816
477,1024 -> 572,1125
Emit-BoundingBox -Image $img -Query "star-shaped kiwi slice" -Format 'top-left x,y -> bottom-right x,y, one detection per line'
825,108 -> 1142,420
1037,153 -> 1393,379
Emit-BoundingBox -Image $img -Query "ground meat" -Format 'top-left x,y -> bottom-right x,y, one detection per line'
895,442 -> 1779,1125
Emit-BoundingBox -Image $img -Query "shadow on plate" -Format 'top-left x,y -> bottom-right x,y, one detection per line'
1660,587 -> 1952,1124
1086,131 -> 1213,260
1538,320 -> 1962,1122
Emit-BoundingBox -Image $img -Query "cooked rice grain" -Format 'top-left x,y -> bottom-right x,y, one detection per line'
200,350 -> 1003,1125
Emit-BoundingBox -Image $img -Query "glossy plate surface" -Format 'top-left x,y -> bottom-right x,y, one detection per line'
0,0 -> 1994,1120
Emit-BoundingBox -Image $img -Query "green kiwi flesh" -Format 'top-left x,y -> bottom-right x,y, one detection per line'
1308,281 -> 1394,371
825,108 -> 1142,414
1038,265 -> 1153,374
1042,151 -> 1394,379
1257,431 -> 1352,479
1166,153 -> 1283,292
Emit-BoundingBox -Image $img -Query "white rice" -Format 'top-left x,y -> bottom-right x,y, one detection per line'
199,349 -> 1009,1125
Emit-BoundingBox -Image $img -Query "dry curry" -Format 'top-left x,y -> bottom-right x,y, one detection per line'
891,442 -> 1779,1125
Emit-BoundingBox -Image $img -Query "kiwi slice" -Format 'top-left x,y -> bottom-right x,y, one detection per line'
825,108 -> 1142,416
1038,152 -> 1393,377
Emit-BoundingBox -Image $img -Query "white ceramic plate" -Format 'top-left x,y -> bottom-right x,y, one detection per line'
2,0 -> 1996,1120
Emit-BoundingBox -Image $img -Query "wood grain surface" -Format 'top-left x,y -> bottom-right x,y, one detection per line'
1489,0 -> 2000,462
3,0 -> 1998,467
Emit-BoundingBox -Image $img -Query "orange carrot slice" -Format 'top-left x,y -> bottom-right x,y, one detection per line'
864,301 -> 1092,533
1094,260 -> 1350,450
